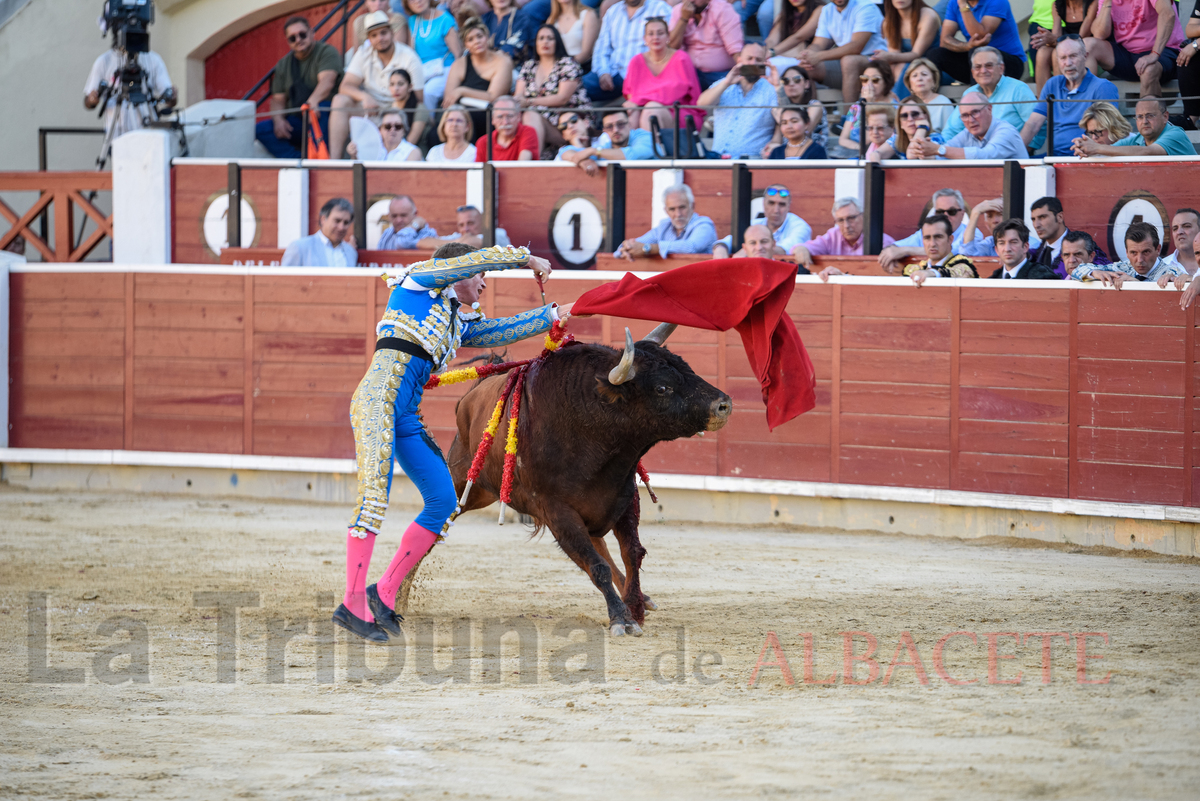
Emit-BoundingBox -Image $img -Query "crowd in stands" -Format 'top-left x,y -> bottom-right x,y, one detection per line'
254,0 -> 1200,162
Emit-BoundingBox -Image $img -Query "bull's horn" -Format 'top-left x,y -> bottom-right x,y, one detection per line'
608,328 -> 638,385
642,323 -> 678,346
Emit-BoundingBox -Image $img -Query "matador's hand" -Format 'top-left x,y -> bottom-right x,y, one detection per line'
528,255 -> 552,281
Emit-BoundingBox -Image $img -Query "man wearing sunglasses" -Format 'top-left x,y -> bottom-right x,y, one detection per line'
1020,36 -> 1118,157
712,185 -> 812,260
255,17 -> 343,158
558,110 -> 657,171
878,189 -> 969,274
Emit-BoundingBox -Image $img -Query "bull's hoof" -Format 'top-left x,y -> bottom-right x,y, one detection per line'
611,624 -> 626,637
626,622 -> 644,636
642,595 -> 659,612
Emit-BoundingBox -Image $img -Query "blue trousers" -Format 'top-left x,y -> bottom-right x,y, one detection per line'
255,101 -> 331,159
732,0 -> 775,39
697,69 -> 731,90
349,350 -> 457,536
582,71 -> 625,106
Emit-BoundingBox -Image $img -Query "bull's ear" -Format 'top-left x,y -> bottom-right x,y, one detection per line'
595,375 -> 629,404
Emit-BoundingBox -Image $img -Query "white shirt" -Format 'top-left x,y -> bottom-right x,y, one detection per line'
1003,258 -> 1027,279
318,231 -> 349,267
814,0 -> 887,54
1163,250 -> 1200,275
426,143 -> 477,163
1046,229 -> 1068,262
347,44 -> 425,105
385,140 -> 421,161
84,49 -> 173,136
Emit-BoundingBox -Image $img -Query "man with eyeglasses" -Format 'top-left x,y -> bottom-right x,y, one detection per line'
910,91 -> 1027,160
878,189 -> 970,274
927,0 -> 1027,84
615,183 -> 717,261
1069,221 -> 1186,285
790,0 -> 886,106
558,110 -> 656,170
940,47 -> 1038,146
586,0 -> 674,104
379,195 -> 439,251
697,42 -> 779,158
1020,36 -> 1118,156
1028,195 -> 1110,278
712,185 -> 812,259
255,17 -> 343,159
1071,96 -> 1196,156
796,197 -> 895,272
418,205 -> 512,249
474,96 -> 538,161
1084,0 -> 1186,99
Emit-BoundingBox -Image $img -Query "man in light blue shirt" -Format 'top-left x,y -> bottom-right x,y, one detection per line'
282,197 -> 359,267
908,91 -> 1027,160
585,0 -> 673,104
941,48 -> 1039,147
557,111 -> 657,173
698,42 -> 777,158
712,184 -> 812,257
377,195 -> 437,250
1071,97 -> 1197,157
878,188 -> 969,273
790,0 -> 885,105
615,183 -> 717,259
1020,37 -> 1119,156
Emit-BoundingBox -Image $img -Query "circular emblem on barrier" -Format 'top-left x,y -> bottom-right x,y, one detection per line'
365,194 -> 396,251
1107,191 -> 1169,261
548,193 -> 604,269
201,192 -> 259,257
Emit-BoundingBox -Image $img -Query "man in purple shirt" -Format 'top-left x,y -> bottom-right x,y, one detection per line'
794,197 -> 896,272
668,0 -> 745,89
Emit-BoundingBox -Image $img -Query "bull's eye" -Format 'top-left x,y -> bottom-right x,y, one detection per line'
655,385 -> 671,396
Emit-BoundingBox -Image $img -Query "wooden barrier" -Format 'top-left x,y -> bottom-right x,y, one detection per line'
9,264 -> 1196,508
0,172 -> 113,262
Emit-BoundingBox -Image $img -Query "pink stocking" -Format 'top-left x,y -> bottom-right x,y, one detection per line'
344,529 -> 376,621
375,522 -> 439,610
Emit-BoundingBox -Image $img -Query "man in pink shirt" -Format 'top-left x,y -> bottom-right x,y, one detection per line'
669,0 -> 745,89
1084,0 -> 1186,98
794,197 -> 895,272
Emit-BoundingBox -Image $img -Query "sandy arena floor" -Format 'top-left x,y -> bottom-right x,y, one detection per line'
1,485 -> 1199,799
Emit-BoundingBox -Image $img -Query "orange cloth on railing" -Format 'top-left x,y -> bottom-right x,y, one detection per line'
303,104 -> 330,160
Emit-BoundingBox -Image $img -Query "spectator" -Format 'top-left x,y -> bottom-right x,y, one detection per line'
551,0 -> 601,66
1077,99 -> 1131,144
766,0 -> 823,63
878,188 -> 968,272
475,95 -> 538,159
863,105 -> 897,160
255,17 -> 343,159
386,68 -> 432,144
928,0 -> 1027,83
405,0 -> 462,110
282,198 -> 358,266
905,214 -> 980,285
1084,0 -> 1185,98
623,16 -> 704,135
792,0 -> 887,105
1060,229 -> 1103,275
516,25 -> 590,155
733,0 -> 778,40
668,0 -> 745,89
1,234 -> 26,263
868,96 -> 943,159
614,184 -> 717,260
698,43 -> 779,158
331,11 -> 426,159
484,0 -> 540,64
873,0 -> 941,86
586,0 -> 674,105
85,34 -> 176,152
346,108 -> 423,160
1020,36 -> 1118,156
426,105 -> 478,161
960,196 -> 1005,256
1070,221 -> 1186,284
990,218 -> 1060,279
767,66 -> 828,152
1028,195 -> 1111,277
909,91 -> 1027,160
767,106 -> 829,158
444,14 -> 515,137
352,0 -> 411,51
940,47 -> 1038,147
1072,97 -> 1195,156
379,195 -> 439,249
713,184 -> 813,258
795,197 -> 897,271
418,205 -> 513,248
901,57 -> 954,131
1178,6 -> 1200,130
738,224 -> 785,260
558,108 -> 656,170
1028,0 -> 1099,94
1164,208 -> 1200,275
836,59 -> 897,156
555,110 -> 601,174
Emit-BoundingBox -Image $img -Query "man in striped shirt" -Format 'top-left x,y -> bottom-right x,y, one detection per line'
1069,222 -> 1187,286
584,0 -> 674,105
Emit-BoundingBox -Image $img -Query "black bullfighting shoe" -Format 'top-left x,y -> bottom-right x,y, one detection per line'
366,584 -> 404,637
332,603 -> 389,643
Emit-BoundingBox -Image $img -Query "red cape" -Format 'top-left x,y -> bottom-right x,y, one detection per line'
572,259 -> 815,430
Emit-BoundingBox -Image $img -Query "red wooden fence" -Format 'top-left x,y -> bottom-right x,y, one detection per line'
8,266 -> 1195,507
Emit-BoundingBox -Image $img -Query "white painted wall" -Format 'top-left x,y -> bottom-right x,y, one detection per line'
112,129 -> 176,263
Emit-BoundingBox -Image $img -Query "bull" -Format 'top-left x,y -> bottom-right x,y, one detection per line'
403,323 -> 732,636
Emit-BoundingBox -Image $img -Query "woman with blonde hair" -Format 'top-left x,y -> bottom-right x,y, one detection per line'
901,57 -> 953,131
1077,101 -> 1131,146
867,95 -> 943,159
443,13 -> 514,137
426,105 -> 477,161
548,0 -> 599,67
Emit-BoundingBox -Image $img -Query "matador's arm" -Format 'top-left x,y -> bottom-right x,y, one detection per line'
396,245 -> 532,290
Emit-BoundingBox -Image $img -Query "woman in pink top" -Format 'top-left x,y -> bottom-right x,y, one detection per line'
622,17 -> 705,133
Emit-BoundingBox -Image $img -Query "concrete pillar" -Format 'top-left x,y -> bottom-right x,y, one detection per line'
277,168 -> 309,248
112,129 -> 174,264
651,168 -> 684,228
833,167 -> 865,209
1023,165 -> 1056,231
465,168 -> 484,214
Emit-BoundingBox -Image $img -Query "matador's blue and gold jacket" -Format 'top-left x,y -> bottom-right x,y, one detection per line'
377,245 -> 558,370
